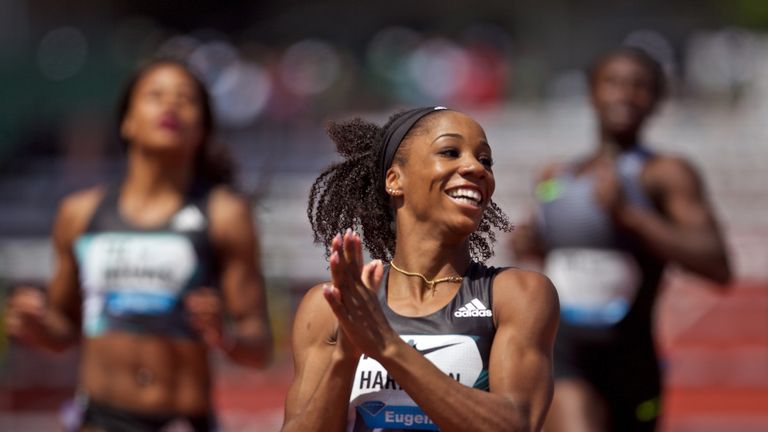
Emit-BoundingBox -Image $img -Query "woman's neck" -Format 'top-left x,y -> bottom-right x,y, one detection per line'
390,219 -> 471,300
596,127 -> 641,158
123,147 -> 194,198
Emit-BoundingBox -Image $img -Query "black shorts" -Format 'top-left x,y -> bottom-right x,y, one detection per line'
554,327 -> 662,432
80,398 -> 218,432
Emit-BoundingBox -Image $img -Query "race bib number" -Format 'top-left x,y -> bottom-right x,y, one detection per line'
348,335 -> 483,431
545,248 -> 640,326
76,233 -> 196,335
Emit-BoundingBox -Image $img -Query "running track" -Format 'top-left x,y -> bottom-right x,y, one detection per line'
1,277 -> 766,431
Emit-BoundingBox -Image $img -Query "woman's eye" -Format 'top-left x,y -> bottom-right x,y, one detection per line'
480,157 -> 494,168
147,90 -> 163,100
177,92 -> 198,105
439,148 -> 460,158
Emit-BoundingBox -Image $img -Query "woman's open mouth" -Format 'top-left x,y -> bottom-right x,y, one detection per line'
446,187 -> 483,208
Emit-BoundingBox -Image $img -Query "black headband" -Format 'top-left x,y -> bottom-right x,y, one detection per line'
379,106 -> 448,186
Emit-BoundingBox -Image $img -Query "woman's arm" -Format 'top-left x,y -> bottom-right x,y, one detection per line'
283,232 -> 388,432
612,156 -> 731,285
281,284 -> 360,432
5,188 -> 103,352
195,188 -> 273,368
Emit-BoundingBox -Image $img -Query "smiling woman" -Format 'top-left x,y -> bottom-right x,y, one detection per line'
283,107 -> 560,432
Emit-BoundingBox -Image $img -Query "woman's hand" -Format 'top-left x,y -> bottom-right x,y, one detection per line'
323,230 -> 394,361
5,286 -> 49,346
185,288 -> 226,348
593,159 -> 626,214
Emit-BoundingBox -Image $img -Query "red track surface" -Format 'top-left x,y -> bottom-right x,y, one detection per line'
2,278 -> 767,431
657,278 -> 768,431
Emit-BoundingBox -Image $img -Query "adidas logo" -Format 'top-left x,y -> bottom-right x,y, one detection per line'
453,298 -> 492,318
171,205 -> 205,231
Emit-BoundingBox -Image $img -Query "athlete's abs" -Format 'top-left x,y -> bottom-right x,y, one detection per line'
80,334 -> 212,414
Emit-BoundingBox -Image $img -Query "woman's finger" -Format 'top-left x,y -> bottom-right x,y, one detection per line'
329,245 -> 360,306
330,233 -> 343,261
341,229 -> 354,263
352,233 -> 365,275
9,288 -> 45,313
370,260 -> 385,294
322,284 -> 353,326
329,234 -> 345,270
334,233 -> 353,270
361,260 -> 382,291
185,291 -> 223,315
329,251 -> 346,289
343,230 -> 366,279
330,251 -> 360,308
360,261 -> 374,290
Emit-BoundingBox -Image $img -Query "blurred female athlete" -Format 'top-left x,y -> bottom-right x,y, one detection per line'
5,59 -> 273,432
512,48 -> 731,431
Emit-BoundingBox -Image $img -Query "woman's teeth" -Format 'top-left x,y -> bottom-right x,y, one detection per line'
447,188 -> 482,205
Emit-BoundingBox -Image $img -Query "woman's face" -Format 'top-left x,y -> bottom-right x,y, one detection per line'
590,54 -> 658,137
388,111 -> 495,236
120,63 -> 205,155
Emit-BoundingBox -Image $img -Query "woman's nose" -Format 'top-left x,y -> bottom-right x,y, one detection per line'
458,158 -> 486,177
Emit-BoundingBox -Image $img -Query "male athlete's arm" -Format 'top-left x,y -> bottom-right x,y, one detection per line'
281,284 -> 360,432
372,269 -> 559,432
5,188 -> 103,352
612,156 -> 731,284
190,187 -> 273,368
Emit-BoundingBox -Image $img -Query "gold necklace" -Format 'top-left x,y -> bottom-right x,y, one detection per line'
389,261 -> 463,296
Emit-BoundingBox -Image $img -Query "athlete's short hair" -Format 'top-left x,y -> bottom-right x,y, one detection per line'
587,46 -> 667,100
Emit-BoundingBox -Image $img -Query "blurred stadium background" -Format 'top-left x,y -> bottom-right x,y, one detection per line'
1,1 -> 767,430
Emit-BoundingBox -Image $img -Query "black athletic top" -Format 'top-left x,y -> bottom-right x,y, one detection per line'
347,262 -> 501,432
74,183 -> 219,339
535,147 -> 664,341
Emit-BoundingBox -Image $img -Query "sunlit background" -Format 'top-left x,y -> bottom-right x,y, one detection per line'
1,1 -> 767,430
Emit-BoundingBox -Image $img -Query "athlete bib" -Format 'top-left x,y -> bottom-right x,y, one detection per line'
348,334 -> 484,431
545,248 -> 640,326
76,232 -> 197,336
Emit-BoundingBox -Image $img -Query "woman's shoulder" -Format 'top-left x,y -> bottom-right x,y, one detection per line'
292,282 -> 339,345
492,267 -> 555,292
60,185 -> 107,215
206,186 -> 255,233
491,267 -> 559,318
56,185 -> 108,238
42,184 -> 108,248
207,184 -> 249,210
296,282 -> 340,317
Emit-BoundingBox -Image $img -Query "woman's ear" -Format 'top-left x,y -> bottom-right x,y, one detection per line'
385,167 -> 403,197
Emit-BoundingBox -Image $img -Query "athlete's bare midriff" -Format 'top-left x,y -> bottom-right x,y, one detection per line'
80,332 -> 212,415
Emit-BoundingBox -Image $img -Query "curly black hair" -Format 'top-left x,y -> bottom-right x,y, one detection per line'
307,110 -> 512,262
